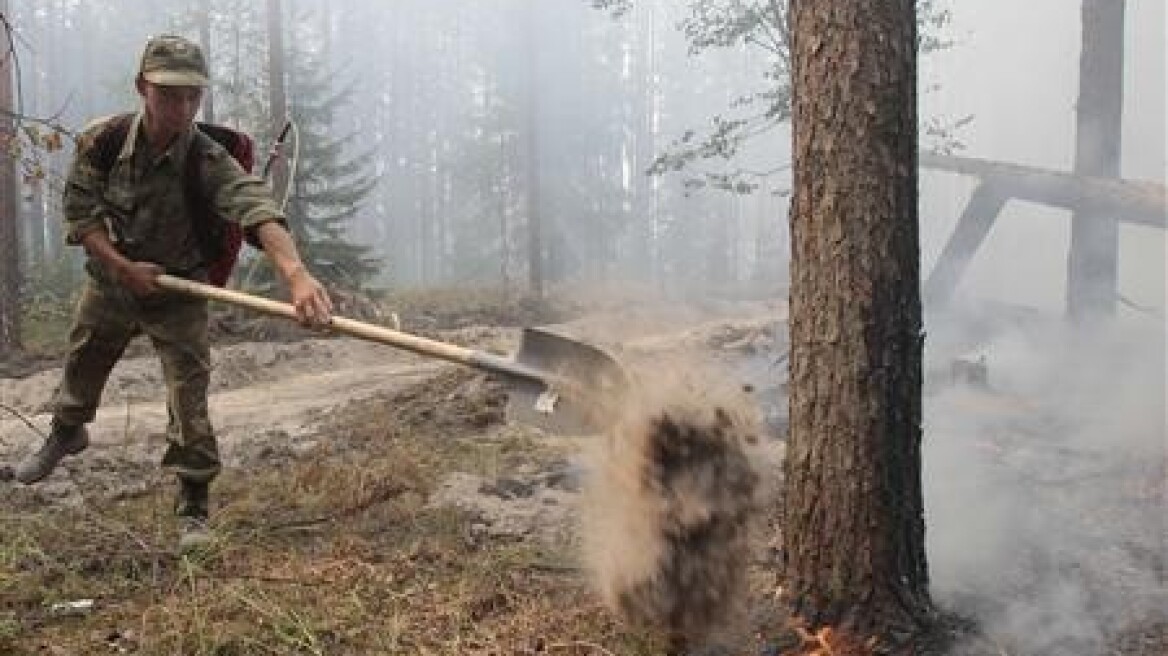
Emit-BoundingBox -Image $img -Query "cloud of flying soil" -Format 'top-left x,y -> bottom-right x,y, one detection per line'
923,309 -> 1166,655
579,360 -> 763,647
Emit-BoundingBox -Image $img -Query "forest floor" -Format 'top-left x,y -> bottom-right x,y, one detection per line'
0,290 -> 1163,655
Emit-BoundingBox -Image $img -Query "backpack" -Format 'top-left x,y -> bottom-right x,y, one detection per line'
90,113 -> 256,286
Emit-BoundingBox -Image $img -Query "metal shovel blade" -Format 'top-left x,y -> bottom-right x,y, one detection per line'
505,327 -> 630,435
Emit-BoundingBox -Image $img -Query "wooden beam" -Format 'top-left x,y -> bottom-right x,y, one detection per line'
921,152 -> 1166,229
924,182 -> 1009,308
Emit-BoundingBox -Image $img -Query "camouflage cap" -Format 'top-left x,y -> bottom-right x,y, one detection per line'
139,34 -> 209,87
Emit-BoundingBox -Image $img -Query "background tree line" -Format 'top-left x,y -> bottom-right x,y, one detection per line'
2,0 -> 786,343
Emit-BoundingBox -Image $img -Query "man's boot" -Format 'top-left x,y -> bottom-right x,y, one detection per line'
14,420 -> 89,484
176,478 -> 213,552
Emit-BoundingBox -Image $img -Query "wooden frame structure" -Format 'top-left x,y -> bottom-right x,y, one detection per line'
921,152 -> 1167,307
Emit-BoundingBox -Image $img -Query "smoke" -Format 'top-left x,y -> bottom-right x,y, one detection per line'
923,308 -> 1166,655
579,364 -> 763,649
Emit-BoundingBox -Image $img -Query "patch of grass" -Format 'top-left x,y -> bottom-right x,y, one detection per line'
0,369 -> 673,655
19,264 -> 84,355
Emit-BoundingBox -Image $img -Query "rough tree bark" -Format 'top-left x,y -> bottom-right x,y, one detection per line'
783,0 -> 933,646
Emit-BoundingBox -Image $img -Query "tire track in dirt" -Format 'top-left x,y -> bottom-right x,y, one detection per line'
0,345 -> 450,475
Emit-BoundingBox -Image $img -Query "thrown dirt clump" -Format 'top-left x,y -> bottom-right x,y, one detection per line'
581,375 -> 762,651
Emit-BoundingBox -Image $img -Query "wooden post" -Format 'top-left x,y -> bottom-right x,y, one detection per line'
1066,0 -> 1126,322
924,183 -> 1008,309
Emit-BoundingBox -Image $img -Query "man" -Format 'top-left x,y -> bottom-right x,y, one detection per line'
14,34 -> 333,550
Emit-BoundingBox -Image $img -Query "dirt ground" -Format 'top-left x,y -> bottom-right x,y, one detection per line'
0,298 -> 1163,655
0,299 -> 783,502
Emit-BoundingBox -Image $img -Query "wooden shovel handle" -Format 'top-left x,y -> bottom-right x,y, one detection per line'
155,274 -> 548,384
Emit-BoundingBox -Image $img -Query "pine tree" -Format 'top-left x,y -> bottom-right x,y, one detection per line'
174,2 -> 379,291
246,10 -> 380,291
282,29 -> 379,288
784,0 -> 936,645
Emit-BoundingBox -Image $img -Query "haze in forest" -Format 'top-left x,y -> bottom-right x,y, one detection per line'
13,0 -> 1164,308
917,3 -> 1164,654
921,0 -> 1165,313
5,1 -> 1164,654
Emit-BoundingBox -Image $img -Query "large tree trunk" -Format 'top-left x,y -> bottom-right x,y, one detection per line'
1066,0 -> 1125,322
783,0 -> 932,644
0,0 -> 22,352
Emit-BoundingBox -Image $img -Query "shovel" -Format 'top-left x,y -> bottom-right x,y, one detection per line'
156,274 -> 628,435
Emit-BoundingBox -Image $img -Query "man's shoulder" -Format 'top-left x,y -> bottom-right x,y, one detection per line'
79,112 -> 134,137
75,112 -> 135,157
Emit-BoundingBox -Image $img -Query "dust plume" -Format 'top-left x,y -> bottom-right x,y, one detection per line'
579,364 -> 763,649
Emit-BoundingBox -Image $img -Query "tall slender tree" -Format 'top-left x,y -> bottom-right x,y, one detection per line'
523,0 -> 544,298
266,0 -> 289,200
783,0 -> 936,649
197,0 -> 215,123
275,13 -> 378,289
0,1 -> 22,351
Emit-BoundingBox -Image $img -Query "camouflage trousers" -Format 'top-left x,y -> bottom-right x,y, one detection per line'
51,277 -> 220,484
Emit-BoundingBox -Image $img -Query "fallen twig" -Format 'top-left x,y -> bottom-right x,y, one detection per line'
548,641 -> 618,655
0,401 -> 47,439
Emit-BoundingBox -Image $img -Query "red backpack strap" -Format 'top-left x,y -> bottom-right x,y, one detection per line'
195,122 -> 255,172
188,124 -> 259,286
88,113 -> 136,173
232,131 -> 255,173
